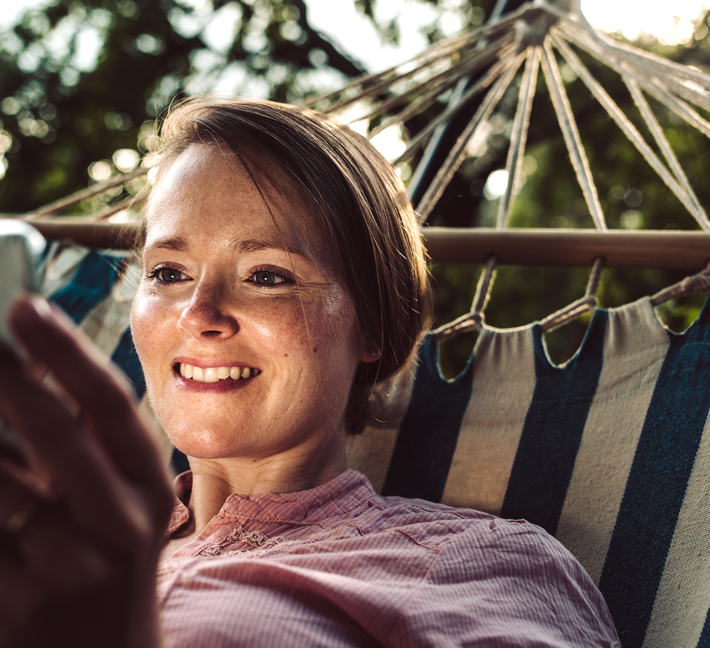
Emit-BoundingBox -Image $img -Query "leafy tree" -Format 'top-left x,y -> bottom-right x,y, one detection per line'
422,14 -> 710,373
0,0 -> 388,213
1,0 -> 709,374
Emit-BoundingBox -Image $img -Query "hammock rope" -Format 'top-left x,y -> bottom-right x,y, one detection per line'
392,45 -> 519,166
552,34 -> 710,231
13,0 -> 710,338
415,50 -> 526,222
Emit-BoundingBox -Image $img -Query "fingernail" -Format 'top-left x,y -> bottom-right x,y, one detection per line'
9,295 -> 52,328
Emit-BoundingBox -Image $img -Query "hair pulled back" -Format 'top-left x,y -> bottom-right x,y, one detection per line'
151,97 -> 431,434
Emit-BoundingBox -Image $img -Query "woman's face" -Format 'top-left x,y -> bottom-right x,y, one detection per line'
131,143 -> 367,461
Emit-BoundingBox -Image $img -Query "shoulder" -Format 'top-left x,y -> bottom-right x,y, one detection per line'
363,490 -> 564,540
368,498 -> 583,581
352,491 -> 501,548
389,513 -> 621,646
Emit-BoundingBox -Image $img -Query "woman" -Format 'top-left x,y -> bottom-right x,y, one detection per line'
0,99 -> 620,647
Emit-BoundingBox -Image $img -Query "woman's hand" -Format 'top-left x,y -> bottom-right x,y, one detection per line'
0,296 -> 174,648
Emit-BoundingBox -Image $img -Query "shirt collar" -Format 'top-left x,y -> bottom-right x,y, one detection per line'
167,469 -> 376,538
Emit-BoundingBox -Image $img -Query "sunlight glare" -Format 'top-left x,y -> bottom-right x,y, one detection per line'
581,0 -> 710,43
484,169 -> 509,200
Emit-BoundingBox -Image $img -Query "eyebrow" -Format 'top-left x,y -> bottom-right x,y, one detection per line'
144,235 -> 308,258
145,236 -> 189,252
235,238 -> 306,257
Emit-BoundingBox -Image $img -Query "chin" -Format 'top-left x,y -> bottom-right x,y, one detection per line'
168,428 -> 238,459
149,394 -> 240,455
167,421 -> 272,462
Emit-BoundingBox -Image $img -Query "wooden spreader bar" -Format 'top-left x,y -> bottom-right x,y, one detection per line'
5,219 -> 710,270
422,227 -> 710,269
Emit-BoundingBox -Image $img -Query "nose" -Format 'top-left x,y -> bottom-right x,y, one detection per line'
177,281 -> 239,341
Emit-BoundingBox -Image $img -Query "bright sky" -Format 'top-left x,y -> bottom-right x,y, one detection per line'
580,0 -> 710,45
304,0 -> 710,70
2,0 -> 710,72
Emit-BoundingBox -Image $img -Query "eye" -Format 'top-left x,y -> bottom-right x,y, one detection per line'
248,270 -> 292,287
146,265 -> 189,285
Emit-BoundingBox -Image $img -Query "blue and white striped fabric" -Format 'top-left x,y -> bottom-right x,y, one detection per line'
41,246 -> 710,648
42,245 -> 145,398
352,295 -> 710,648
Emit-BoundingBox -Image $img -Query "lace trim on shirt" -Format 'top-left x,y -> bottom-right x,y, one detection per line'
197,525 -> 288,556
225,525 -> 287,548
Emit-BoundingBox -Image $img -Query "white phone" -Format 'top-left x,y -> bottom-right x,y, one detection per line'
0,220 -> 45,350
0,220 -> 45,465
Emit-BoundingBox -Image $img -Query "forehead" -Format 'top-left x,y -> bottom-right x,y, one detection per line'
144,143 -> 318,255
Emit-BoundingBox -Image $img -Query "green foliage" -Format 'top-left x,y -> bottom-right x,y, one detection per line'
425,20 -> 710,372
0,0 -> 377,213
1,0 -> 709,376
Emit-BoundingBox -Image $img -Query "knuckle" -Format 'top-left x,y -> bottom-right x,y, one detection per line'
110,495 -> 166,553
104,364 -> 137,400
98,380 -> 136,415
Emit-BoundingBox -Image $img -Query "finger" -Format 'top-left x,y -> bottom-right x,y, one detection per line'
0,423 -> 28,468
0,540 -> 42,630
0,339 -> 24,371
0,525 -> 109,634
0,343 -> 34,468
21,510 -> 110,592
9,296 -> 169,491
0,330 -> 172,540
0,365 -> 129,532
0,459 -> 46,528
0,462 -> 140,592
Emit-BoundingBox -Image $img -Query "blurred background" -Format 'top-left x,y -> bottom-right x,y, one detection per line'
1,0 -> 710,375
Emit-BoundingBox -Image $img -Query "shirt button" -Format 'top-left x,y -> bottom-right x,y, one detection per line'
199,544 -> 223,557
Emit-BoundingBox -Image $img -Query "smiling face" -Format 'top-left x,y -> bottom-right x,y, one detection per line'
131,144 -> 368,463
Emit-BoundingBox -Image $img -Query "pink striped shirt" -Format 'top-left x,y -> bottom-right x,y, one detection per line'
158,469 -> 620,647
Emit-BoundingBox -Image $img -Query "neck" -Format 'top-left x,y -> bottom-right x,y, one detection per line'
185,431 -> 348,536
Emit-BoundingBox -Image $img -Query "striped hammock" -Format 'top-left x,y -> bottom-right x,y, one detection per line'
42,243 -> 710,648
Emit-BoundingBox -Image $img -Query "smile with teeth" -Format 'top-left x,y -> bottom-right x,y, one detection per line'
179,363 -> 261,383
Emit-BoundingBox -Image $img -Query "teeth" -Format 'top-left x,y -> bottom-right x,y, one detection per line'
203,368 -> 219,383
179,363 -> 259,383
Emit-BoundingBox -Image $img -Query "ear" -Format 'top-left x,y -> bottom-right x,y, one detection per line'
360,345 -> 382,363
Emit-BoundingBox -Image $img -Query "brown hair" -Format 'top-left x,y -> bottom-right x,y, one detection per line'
149,97 -> 431,434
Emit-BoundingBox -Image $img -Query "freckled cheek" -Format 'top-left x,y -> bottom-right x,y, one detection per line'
245,298 -> 314,354
312,292 -> 361,359
130,292 -> 179,372
244,295 -> 350,365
